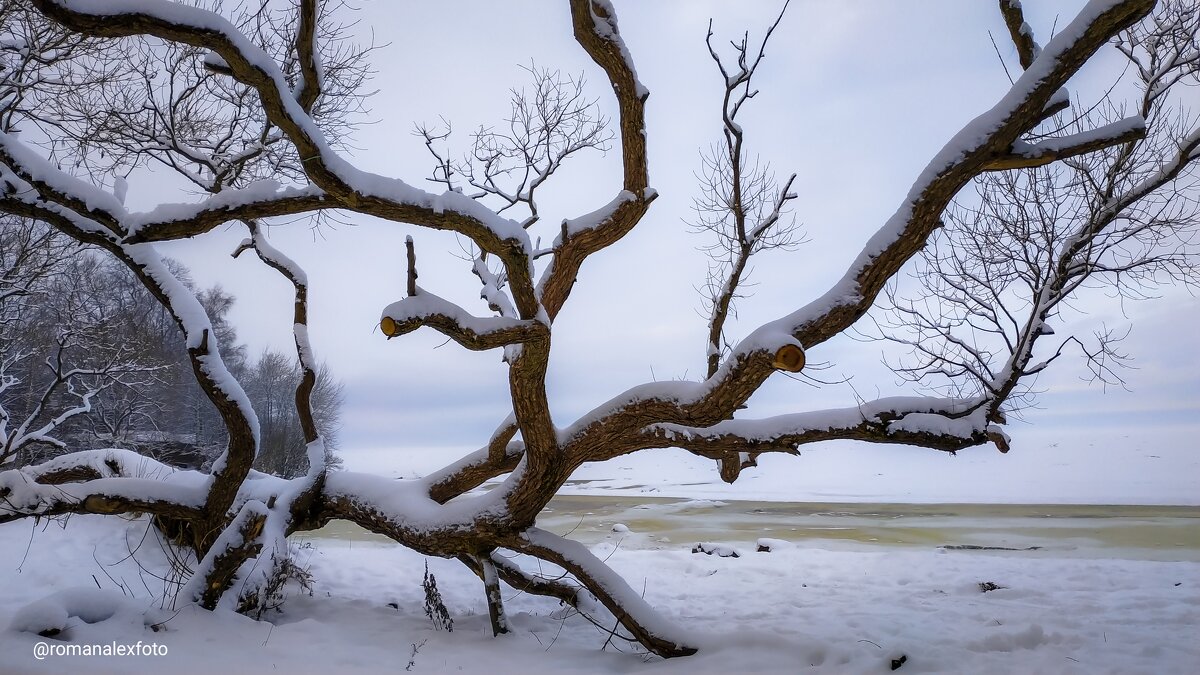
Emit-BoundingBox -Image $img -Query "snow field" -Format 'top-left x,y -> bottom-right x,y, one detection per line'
0,514 -> 1196,674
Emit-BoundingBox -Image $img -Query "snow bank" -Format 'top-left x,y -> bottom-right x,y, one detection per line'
9,588 -> 170,637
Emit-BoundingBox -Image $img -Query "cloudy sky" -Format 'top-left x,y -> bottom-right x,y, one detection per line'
129,1 -> 1198,498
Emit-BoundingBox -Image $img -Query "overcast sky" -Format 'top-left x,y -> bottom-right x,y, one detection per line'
128,1 -> 1198,493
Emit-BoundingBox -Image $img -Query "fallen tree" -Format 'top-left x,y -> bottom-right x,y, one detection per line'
1,0 -> 1197,658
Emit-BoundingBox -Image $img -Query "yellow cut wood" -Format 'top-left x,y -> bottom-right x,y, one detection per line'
380,316 -> 398,337
772,344 -> 805,372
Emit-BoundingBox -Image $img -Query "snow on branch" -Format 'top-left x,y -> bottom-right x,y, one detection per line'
123,183 -> 329,243
0,129 -> 126,236
183,498 -> 268,609
0,448 -> 206,525
998,0 -> 1069,122
556,189 -> 640,243
379,291 -> 543,352
2,126 -> 332,249
533,0 -> 657,319
321,469 -> 515,546
423,439 -> 524,505
999,0 -> 1042,70
985,117 -> 1147,171
1,132 -> 329,249
585,1 -> 647,101
232,221 -> 325,474
472,253 -> 518,320
515,527 -> 699,658
20,447 -> 177,484
644,396 -> 1002,482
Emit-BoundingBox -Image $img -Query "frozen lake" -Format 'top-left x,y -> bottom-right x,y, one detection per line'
305,496 -> 1200,561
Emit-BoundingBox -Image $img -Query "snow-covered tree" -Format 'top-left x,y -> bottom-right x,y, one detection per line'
0,0 -> 1197,658
1,214 -> 340,469
0,217 -> 164,466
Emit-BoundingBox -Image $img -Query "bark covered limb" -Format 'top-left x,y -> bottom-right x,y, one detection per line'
536,0 -> 656,320
459,553 -> 510,637
984,118 -> 1148,171
292,0 -> 322,113
378,292 -> 545,351
405,236 -> 418,298
0,449 -> 201,522
425,435 -> 523,505
509,527 -> 699,658
644,396 -> 1001,464
231,220 -> 328,525
190,501 -> 268,610
998,0 -> 1070,122
999,0 -> 1042,70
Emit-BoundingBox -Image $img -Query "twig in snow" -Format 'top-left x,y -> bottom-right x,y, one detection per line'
406,639 -> 427,671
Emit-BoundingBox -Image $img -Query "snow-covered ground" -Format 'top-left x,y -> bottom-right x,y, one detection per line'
1,507 -> 1196,675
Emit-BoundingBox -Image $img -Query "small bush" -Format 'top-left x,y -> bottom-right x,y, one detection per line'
422,561 -> 453,632
242,542 -> 316,618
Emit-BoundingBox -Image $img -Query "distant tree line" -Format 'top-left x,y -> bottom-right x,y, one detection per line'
0,216 -> 342,475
